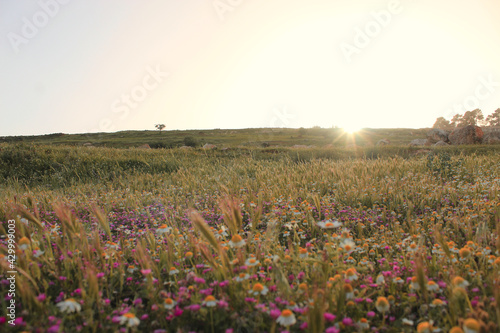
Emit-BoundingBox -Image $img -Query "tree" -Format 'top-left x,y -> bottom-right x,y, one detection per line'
457,109 -> 484,127
432,117 -> 451,129
485,109 -> 500,127
298,127 -> 307,137
450,114 -> 462,128
155,124 -> 166,134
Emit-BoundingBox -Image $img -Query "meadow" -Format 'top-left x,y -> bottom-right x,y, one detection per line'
0,142 -> 499,333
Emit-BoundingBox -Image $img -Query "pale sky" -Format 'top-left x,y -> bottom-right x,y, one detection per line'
1,0 -> 500,136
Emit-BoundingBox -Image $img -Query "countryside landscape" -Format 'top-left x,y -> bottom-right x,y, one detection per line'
1,121 -> 499,332
2,1 -> 500,332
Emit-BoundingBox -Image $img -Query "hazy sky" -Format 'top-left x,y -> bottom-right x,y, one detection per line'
1,0 -> 500,136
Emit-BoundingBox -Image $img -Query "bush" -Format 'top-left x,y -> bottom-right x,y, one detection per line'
183,136 -> 199,147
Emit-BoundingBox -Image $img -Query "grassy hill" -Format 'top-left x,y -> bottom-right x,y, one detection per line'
0,127 -> 433,148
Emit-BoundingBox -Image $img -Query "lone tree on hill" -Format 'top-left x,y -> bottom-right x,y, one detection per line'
155,124 -> 166,134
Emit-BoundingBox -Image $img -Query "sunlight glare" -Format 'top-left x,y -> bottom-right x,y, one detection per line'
342,124 -> 362,134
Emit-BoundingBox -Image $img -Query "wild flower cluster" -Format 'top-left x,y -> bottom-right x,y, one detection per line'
0,153 -> 499,332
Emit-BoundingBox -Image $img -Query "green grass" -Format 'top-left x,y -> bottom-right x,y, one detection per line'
1,142 -> 499,190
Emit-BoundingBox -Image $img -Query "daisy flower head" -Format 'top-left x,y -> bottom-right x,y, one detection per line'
393,277 -> 404,284
410,276 -> 420,291
202,295 -> 217,307
287,300 -> 299,310
119,312 -> 140,327
416,322 -> 434,333
298,248 -> 308,259
106,241 -> 119,250
317,219 -> 342,229
169,267 -> 179,275
376,274 -> 385,285
235,273 -> 250,282
276,309 -> 296,327
430,299 -> 445,308
18,237 -> 30,250
345,268 -> 358,281
228,234 -> 246,248
249,283 -> 269,296
164,297 -> 177,309
357,318 -> 369,330
463,318 -> 480,333
56,298 -> 81,313
452,276 -> 469,289
156,224 -> 171,234
343,283 -> 354,300
245,257 -> 260,267
340,239 -> 356,254
407,242 -> 420,253
427,281 -> 440,292
375,296 -> 390,313
449,327 -> 464,333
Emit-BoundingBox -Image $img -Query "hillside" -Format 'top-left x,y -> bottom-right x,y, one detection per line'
0,127 -> 433,149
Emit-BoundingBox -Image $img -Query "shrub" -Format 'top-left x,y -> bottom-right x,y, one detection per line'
183,136 -> 199,147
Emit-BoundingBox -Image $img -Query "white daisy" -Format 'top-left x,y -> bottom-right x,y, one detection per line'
234,273 -> 250,282
245,257 -> 260,267
119,313 -> 140,327
340,239 -> 356,254
228,234 -> 246,248
156,224 -> 171,234
316,219 -> 342,229
249,283 -> 269,296
202,295 -> 217,307
276,309 -> 296,327
164,298 -> 177,309
56,298 -> 82,313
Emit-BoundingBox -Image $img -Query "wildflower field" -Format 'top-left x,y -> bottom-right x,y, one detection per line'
0,144 -> 499,333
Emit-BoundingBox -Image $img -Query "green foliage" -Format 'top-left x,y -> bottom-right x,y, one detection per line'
183,136 -> 199,147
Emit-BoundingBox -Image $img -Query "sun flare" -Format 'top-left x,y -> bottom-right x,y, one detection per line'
342,125 -> 363,134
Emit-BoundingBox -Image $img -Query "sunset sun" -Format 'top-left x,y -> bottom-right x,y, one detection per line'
343,124 -> 363,134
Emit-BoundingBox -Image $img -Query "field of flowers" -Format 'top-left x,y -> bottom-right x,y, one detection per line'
1,147 -> 499,332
